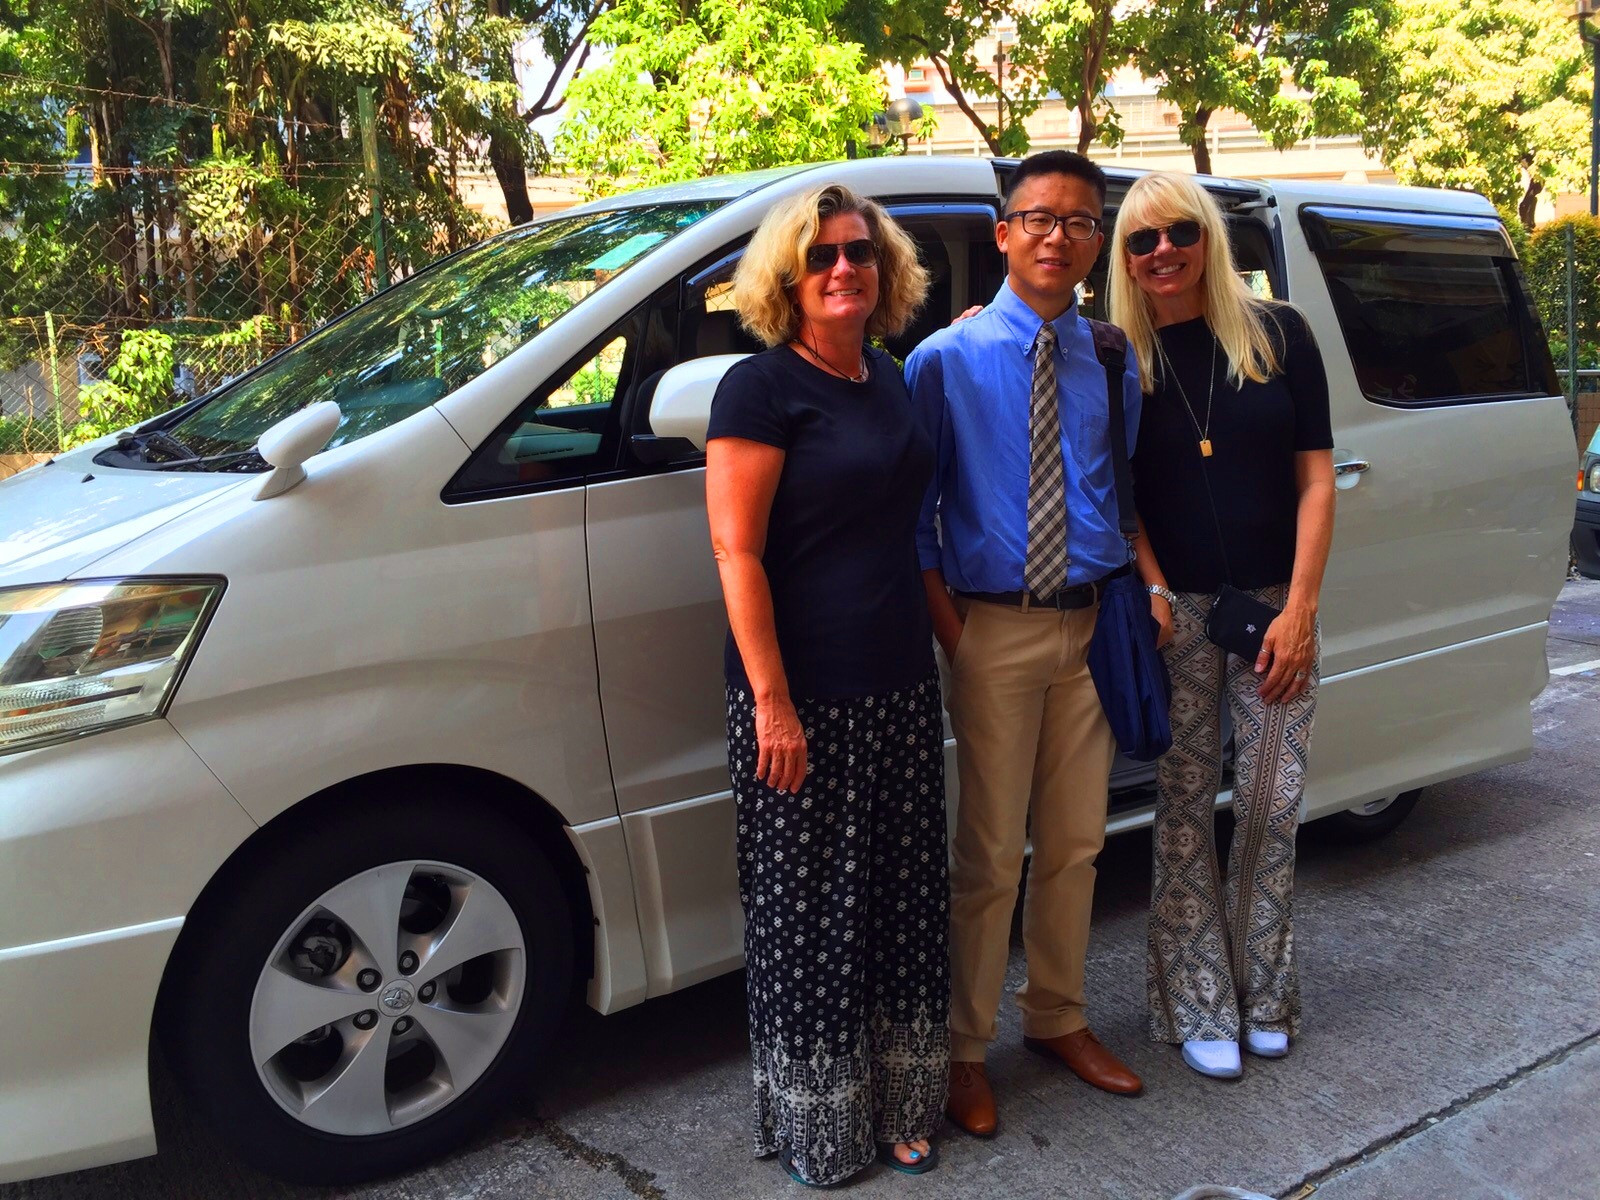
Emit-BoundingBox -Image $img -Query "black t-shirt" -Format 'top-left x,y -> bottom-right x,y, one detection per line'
706,345 -> 935,699
1131,306 -> 1333,594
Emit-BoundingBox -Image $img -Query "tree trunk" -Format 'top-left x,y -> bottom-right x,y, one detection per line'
1076,4 -> 1112,155
1188,106 -> 1213,175
177,211 -> 199,314
921,48 -> 1003,156
147,187 -> 169,311
489,131 -> 535,225
94,100 -> 141,316
287,219 -> 305,340
484,0 -> 535,225
1518,175 -> 1542,230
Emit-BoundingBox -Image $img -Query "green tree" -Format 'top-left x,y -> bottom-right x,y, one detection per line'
1366,0 -> 1589,209
68,327 -> 178,446
1011,0 -> 1124,154
555,0 -> 883,194
1126,0 -> 1393,174
842,0 -> 1040,156
1525,214 -> 1600,368
487,0 -> 610,224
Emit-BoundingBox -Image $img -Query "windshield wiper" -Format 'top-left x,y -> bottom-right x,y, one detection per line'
149,446 -> 267,473
115,427 -> 202,465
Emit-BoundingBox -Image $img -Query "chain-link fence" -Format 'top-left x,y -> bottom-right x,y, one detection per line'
0,161 -> 475,473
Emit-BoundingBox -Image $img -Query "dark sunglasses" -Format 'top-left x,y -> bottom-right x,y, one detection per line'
804,239 -> 878,273
1125,220 -> 1203,257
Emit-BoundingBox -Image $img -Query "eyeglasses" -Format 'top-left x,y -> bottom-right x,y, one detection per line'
1124,220 -> 1203,257
1004,210 -> 1101,241
804,239 -> 878,274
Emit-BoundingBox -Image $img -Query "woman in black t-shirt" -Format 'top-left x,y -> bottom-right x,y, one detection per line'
704,183 -> 948,1187
1107,172 -> 1336,1082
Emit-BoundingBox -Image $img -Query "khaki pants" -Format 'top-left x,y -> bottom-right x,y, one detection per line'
945,596 -> 1117,1063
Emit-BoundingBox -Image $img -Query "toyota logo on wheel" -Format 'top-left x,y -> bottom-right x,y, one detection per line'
379,980 -> 416,1016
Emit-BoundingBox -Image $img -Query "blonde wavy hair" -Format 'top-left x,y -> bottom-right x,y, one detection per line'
732,183 -> 928,348
1108,171 -> 1283,394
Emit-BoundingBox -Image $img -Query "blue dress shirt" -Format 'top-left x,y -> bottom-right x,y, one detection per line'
906,279 -> 1143,592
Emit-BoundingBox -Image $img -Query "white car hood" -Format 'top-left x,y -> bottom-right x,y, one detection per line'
0,448 -> 248,587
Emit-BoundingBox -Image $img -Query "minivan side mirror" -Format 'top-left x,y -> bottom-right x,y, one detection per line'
255,401 -> 342,500
645,354 -> 749,452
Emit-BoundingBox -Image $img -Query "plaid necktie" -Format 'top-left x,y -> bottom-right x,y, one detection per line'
1024,322 -> 1069,595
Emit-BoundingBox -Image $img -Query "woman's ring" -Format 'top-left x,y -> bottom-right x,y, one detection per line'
1293,670 -> 1307,680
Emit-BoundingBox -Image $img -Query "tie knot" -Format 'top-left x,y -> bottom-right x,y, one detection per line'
1034,323 -> 1057,356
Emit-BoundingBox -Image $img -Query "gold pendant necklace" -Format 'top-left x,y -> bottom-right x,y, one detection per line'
1158,333 -> 1216,457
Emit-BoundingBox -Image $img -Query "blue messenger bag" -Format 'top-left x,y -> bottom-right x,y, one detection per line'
1083,320 -> 1173,762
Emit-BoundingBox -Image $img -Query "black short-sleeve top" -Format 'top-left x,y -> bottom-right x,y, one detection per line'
706,345 -> 936,700
1131,305 -> 1334,594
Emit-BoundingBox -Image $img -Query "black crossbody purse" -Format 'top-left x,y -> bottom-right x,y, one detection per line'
1196,454 -> 1281,662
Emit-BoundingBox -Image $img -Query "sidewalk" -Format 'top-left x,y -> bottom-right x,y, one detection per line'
1306,1038 -> 1599,1200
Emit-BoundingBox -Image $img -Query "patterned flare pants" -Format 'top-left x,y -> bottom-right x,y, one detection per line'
1148,584 -> 1318,1044
726,671 -> 950,1186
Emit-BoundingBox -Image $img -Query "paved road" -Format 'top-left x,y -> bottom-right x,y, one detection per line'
7,580 -> 1599,1200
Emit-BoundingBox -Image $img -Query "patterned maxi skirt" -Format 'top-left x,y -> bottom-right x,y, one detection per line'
726,670 -> 951,1186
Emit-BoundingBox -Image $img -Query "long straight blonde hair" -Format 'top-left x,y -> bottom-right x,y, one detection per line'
1107,172 -> 1282,394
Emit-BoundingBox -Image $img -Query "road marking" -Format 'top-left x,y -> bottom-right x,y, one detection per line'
1551,656 -> 1600,676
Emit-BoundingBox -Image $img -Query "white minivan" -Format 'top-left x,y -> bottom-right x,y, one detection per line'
0,158 -> 1574,1185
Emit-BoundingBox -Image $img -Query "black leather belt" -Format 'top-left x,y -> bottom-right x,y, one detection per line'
957,564 -> 1130,612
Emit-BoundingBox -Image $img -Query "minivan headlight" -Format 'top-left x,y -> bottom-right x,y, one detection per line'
0,578 -> 223,757
1588,462 -> 1600,494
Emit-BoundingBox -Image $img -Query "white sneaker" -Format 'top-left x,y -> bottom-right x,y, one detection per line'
1244,1030 -> 1289,1058
1181,1039 -> 1242,1079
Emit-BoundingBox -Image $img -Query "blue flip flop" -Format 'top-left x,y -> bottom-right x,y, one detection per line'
877,1141 -> 939,1175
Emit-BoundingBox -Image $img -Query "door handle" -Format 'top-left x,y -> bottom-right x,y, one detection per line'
1333,454 -> 1369,491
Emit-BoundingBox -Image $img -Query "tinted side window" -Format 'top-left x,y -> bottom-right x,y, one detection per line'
445,323 -> 633,498
1301,206 -> 1558,406
884,206 -> 1005,360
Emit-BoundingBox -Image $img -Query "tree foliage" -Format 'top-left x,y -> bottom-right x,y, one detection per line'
1012,0 -> 1124,154
1366,0 -> 1589,208
556,0 -> 882,194
842,0 -> 1036,156
1126,0 -> 1394,174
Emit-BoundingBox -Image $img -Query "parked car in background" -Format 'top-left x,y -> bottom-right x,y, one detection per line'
1574,425 -> 1600,578
0,158 -> 1575,1186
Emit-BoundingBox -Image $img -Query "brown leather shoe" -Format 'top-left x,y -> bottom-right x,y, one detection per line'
945,1061 -> 998,1138
1023,1028 -> 1144,1095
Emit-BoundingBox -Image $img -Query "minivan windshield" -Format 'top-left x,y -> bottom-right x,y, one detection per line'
99,201 -> 722,471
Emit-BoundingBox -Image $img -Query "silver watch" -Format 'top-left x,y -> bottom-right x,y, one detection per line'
1146,584 -> 1178,606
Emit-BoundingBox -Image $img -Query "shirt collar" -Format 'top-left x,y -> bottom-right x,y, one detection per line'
991,277 -> 1079,358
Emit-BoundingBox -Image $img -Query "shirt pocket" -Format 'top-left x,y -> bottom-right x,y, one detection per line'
1075,404 -> 1112,468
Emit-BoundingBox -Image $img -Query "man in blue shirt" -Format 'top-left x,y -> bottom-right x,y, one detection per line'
906,151 -> 1145,1136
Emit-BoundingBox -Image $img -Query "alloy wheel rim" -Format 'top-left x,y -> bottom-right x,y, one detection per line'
248,860 -> 526,1136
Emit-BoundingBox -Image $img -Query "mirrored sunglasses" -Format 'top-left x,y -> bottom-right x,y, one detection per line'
804,239 -> 878,274
1125,220 -> 1203,257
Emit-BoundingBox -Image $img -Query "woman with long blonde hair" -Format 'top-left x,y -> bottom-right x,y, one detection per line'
1108,172 -> 1336,1080
705,183 -> 948,1185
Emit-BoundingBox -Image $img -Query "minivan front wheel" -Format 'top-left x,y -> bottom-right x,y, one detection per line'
162,799 -> 573,1184
1311,787 -> 1424,844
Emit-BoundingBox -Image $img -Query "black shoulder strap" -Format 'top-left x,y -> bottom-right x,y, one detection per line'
1086,318 -> 1137,539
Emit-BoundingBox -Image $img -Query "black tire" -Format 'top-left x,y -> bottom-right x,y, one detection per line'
1309,787 -> 1423,844
161,795 -> 573,1185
